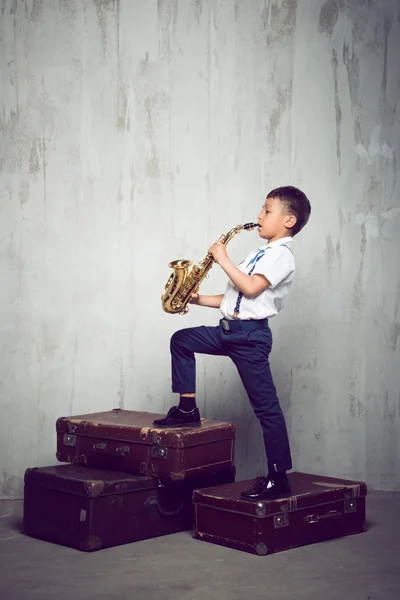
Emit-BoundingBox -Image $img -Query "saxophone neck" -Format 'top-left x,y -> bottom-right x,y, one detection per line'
220,225 -> 244,245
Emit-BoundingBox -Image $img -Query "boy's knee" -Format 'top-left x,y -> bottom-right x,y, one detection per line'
170,329 -> 186,349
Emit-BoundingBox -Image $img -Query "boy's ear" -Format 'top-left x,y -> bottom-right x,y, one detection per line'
285,214 -> 297,230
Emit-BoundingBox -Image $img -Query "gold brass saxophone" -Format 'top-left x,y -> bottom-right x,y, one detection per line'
161,222 -> 259,315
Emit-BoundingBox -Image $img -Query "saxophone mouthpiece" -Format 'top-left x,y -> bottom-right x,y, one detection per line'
243,222 -> 260,230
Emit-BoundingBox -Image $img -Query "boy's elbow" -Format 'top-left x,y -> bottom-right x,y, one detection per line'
244,278 -> 270,299
243,284 -> 259,299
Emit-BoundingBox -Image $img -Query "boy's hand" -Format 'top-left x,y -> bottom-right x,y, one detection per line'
189,293 -> 201,304
208,241 -> 228,265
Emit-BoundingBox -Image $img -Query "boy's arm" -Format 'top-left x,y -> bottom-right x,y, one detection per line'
190,294 -> 224,308
208,242 -> 270,299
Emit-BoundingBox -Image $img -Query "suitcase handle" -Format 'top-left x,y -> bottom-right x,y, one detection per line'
145,496 -> 184,518
304,510 -> 342,524
92,443 -> 130,457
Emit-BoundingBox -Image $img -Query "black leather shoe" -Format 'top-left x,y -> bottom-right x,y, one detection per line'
152,406 -> 201,428
240,474 -> 290,501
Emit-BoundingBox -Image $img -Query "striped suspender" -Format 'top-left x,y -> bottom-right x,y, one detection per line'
232,244 -> 292,319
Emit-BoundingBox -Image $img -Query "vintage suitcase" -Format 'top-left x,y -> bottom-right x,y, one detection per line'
23,464 -> 235,552
56,409 -> 235,480
193,471 -> 367,556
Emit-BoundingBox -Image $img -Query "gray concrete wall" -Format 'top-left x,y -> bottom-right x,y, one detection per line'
0,0 -> 399,498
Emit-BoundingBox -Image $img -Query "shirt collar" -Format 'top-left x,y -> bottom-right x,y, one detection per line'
258,236 -> 293,251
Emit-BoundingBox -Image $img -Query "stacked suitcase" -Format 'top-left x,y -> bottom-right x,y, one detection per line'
23,408 -> 368,555
23,408 -> 236,551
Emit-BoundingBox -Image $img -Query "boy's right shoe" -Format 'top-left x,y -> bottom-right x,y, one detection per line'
240,473 -> 291,501
152,406 -> 201,428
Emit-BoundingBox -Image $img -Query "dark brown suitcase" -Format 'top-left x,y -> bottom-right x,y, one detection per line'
23,464 -> 235,552
56,409 -> 235,480
193,471 -> 367,556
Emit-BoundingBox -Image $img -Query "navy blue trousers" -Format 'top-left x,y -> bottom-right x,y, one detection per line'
170,319 -> 292,472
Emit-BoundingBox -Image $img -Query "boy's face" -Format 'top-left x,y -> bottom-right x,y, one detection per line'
257,197 -> 296,242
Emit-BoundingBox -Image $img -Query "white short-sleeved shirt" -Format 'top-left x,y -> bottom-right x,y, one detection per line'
219,236 -> 295,320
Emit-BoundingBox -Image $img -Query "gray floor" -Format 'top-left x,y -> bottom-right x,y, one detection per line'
0,492 -> 399,600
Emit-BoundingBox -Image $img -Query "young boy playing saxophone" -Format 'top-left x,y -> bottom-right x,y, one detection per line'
154,186 -> 311,500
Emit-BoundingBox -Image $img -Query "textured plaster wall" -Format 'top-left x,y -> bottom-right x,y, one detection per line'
0,0 -> 399,498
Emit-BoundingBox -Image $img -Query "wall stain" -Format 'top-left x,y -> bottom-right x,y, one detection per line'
324,234 -> 335,272
0,474 -> 23,498
390,323 -> 400,352
331,50 -> 342,174
343,35 -> 362,148
94,0 -> 118,57
349,394 -> 356,418
398,388 -> 400,419
383,390 -> 395,423
234,0 -> 240,22
266,86 -> 292,149
19,180 -> 29,205
338,208 -> 345,231
378,17 -> 396,156
318,0 -> 341,36
114,0 -> 126,132
193,0 -> 203,20
60,0 -> 78,20
353,222 -> 366,311
315,428 -> 325,441
381,17 -> 390,96
336,240 -> 342,269
260,0 -> 297,46
367,177 -> 379,211
157,0 -> 179,57
28,140 -> 40,176
143,91 -> 170,178
9,0 -> 17,16
117,85 -> 129,132
42,136 -> 47,225
29,0 -> 43,23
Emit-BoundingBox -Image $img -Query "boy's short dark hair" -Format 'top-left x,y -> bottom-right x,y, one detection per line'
267,186 -> 311,236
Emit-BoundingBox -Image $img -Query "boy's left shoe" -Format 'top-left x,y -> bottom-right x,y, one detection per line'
240,474 -> 290,501
152,406 -> 201,428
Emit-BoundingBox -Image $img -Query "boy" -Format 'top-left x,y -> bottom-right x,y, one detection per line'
154,186 -> 311,500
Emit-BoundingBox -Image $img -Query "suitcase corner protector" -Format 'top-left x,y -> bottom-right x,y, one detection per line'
170,471 -> 186,482
84,480 -> 105,498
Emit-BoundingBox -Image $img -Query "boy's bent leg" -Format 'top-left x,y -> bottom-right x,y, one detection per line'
153,326 -> 226,428
171,326 -> 227,393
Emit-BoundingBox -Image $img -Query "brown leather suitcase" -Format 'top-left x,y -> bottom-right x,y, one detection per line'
193,471 -> 367,556
23,464 -> 235,551
56,409 -> 235,480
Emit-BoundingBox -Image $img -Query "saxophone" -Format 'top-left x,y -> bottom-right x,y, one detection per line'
161,222 -> 259,315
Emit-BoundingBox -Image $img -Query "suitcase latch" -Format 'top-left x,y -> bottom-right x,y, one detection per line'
151,431 -> 168,459
151,445 -> 168,459
344,493 -> 357,513
63,434 -> 77,447
116,446 -> 130,456
273,504 -> 289,529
